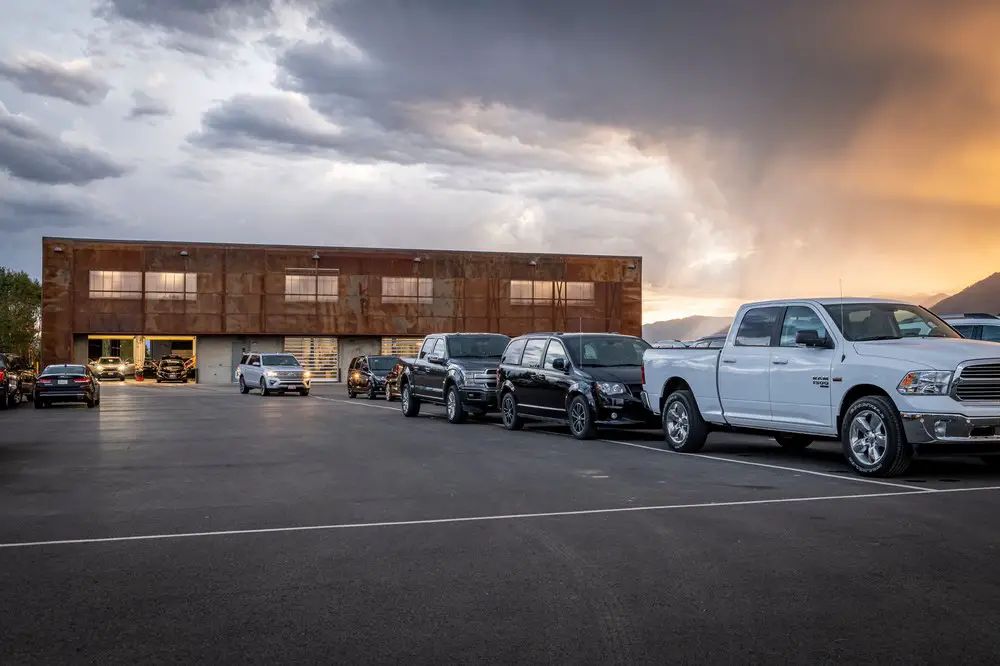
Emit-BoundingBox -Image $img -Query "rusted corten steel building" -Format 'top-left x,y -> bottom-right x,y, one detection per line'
41,237 -> 642,383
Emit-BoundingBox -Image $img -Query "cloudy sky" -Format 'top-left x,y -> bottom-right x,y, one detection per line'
2,1 -> 999,321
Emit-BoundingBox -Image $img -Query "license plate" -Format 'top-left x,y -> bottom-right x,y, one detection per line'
58,379 -> 68,385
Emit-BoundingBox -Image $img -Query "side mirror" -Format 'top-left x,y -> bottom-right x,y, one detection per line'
551,357 -> 568,371
795,330 -> 832,348
427,354 -> 444,365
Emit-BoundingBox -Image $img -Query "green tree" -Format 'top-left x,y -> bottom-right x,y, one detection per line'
0,267 -> 42,359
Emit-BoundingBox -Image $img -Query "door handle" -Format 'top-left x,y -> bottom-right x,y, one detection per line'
721,358 -> 736,364
772,359 -> 788,365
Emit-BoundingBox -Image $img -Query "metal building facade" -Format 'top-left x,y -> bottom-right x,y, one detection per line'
41,237 -> 643,380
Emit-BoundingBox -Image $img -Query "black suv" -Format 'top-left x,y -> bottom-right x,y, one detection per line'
398,333 -> 510,423
347,355 -> 399,399
0,353 -> 36,408
496,333 -> 651,439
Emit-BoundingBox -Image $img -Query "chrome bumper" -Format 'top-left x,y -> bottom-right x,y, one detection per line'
901,412 -> 1000,444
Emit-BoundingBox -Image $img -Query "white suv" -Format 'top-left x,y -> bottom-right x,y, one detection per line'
236,352 -> 311,396
940,314 -> 1000,343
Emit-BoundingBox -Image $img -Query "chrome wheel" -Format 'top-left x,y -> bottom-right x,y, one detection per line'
665,401 -> 690,446
849,410 -> 888,466
447,390 -> 457,419
570,400 -> 588,435
401,386 -> 410,411
502,394 -> 515,425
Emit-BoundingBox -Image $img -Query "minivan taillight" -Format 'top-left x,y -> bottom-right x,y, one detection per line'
641,362 -> 645,385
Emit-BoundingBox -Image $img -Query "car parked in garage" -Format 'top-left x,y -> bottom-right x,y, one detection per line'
156,357 -> 188,383
497,333 -> 652,439
0,352 -> 35,408
347,355 -> 399,400
91,356 -> 127,381
33,364 -> 100,408
236,352 -> 311,396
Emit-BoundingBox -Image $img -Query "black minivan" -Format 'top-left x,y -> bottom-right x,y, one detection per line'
496,333 -> 652,439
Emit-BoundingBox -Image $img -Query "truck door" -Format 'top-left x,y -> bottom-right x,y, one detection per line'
718,306 -> 781,427
769,305 -> 836,431
413,337 -> 437,398
424,338 -> 449,400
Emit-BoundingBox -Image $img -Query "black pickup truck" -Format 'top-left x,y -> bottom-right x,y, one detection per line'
398,333 -> 510,423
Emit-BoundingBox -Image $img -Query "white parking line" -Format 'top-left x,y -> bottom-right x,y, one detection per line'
599,438 -> 924,492
3,485 -> 998,550
312,396 -> 399,412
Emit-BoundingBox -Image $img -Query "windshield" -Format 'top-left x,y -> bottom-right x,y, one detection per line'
261,354 -> 300,367
446,335 -> 510,358
823,303 -> 960,341
161,360 -> 184,368
42,365 -> 86,375
98,357 -> 122,364
563,335 -> 651,367
368,356 -> 398,371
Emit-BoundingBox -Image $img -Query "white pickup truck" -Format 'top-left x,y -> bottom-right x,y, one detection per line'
641,298 -> 1000,477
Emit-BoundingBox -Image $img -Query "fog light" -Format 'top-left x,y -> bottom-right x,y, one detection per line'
611,412 -> 618,420
934,420 -> 948,438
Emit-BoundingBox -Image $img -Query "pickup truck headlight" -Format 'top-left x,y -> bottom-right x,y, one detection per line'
897,370 -> 952,395
596,382 -> 626,395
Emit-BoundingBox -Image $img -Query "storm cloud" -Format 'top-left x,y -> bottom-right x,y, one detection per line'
0,53 -> 111,106
0,103 -> 130,185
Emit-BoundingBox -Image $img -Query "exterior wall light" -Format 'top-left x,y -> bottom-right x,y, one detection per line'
180,250 -> 189,257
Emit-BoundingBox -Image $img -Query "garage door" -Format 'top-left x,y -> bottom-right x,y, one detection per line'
381,336 -> 424,357
284,337 -> 338,382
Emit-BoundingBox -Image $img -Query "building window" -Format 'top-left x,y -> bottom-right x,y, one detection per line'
89,270 -> 142,299
145,272 -> 197,301
382,277 -> 433,304
511,280 -> 595,305
285,271 -> 339,302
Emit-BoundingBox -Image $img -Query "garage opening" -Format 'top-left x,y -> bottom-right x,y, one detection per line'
145,336 -> 197,383
381,336 -> 424,357
86,335 -> 138,381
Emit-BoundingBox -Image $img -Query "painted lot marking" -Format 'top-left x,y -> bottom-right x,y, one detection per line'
2,485 -> 998,550
315,395 -> 933,491
599,438 -> 924,492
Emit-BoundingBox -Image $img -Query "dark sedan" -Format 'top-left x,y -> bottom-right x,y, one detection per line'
33,364 -> 100,408
156,359 -> 188,383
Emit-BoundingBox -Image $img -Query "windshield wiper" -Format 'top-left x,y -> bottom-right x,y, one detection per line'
855,335 -> 902,341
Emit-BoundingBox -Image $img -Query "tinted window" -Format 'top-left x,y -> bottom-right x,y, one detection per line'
982,325 -> 1000,343
779,306 -> 828,347
418,339 -> 435,359
520,339 -> 547,368
501,339 -> 527,365
368,356 -> 398,371
42,365 -> 87,375
735,307 -> 781,347
261,354 -> 300,366
431,339 -> 447,357
240,354 -> 250,365
446,335 -> 510,358
562,335 -> 650,367
824,303 -> 959,341
953,325 -> 978,339
544,340 -> 568,369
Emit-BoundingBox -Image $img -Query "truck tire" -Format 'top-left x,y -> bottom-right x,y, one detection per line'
400,382 -> 420,417
774,433 -> 813,450
841,395 -> 912,477
661,390 -> 708,453
445,385 -> 467,424
500,391 -> 523,431
568,394 -> 597,440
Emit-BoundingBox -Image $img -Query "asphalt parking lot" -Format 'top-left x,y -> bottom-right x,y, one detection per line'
3,383 -> 1000,664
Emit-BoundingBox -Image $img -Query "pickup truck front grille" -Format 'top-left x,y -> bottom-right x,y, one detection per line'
471,372 -> 498,389
952,360 -> 1000,402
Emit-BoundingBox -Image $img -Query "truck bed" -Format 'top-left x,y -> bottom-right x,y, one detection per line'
641,347 -> 723,419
